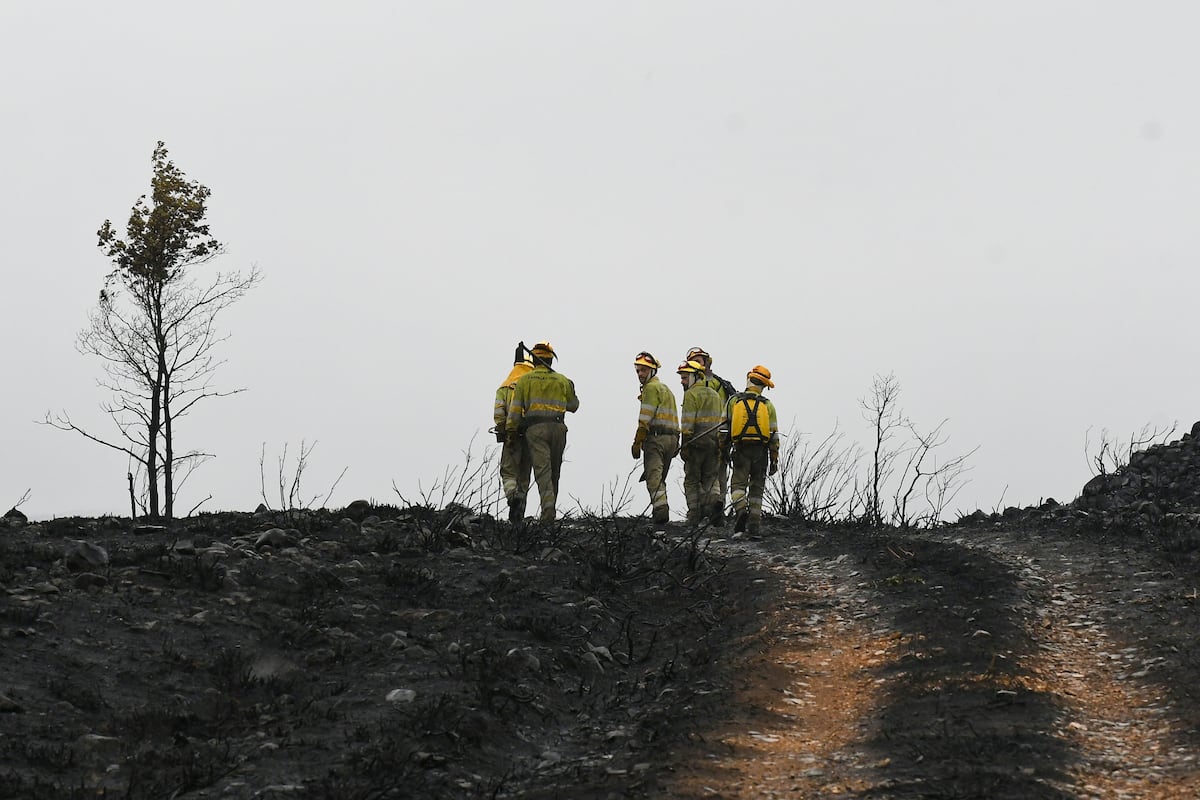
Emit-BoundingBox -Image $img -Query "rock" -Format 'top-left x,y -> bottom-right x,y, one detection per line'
344,499 -> 373,520
581,651 -> 605,674
0,693 -> 25,713
505,647 -> 541,673
1081,474 -> 1110,497
65,540 -> 109,571
74,572 -> 108,590
588,644 -> 614,662
255,528 -> 296,549
76,733 -> 121,757
386,688 -> 417,703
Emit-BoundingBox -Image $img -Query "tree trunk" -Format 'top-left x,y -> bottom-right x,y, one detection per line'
162,356 -> 174,519
147,379 -> 161,518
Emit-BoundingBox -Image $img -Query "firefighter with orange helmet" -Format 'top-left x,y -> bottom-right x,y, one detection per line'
726,365 -> 780,536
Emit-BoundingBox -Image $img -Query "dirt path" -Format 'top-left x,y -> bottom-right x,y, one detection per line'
663,524 -> 1200,799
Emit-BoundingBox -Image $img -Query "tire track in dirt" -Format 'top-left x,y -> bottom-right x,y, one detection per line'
665,544 -> 900,798
954,530 -> 1200,798
665,526 -> 1200,798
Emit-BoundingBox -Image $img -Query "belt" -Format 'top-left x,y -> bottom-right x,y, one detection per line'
524,414 -> 565,428
648,426 -> 677,436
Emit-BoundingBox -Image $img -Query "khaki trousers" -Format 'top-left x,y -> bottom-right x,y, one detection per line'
730,442 -> 769,527
526,422 -> 567,522
642,434 -> 677,519
682,438 -> 721,523
500,438 -> 532,512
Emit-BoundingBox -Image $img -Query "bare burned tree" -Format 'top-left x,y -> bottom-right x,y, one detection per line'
1085,421 -> 1178,477
852,373 -> 977,528
893,419 -> 978,528
7,488 -> 31,515
44,142 -> 259,518
259,440 -> 348,513
859,373 -> 907,526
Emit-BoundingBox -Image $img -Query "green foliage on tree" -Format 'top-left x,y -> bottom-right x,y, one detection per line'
97,141 -> 223,288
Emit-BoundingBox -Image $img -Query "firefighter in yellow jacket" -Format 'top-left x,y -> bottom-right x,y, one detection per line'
677,359 -> 724,524
494,343 -> 534,522
505,342 -> 580,523
685,346 -> 736,524
632,352 -> 679,524
726,365 -> 780,536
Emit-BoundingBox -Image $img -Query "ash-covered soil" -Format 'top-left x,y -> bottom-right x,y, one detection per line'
4,499 -> 1200,799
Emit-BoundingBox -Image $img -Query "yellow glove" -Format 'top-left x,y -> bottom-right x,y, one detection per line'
632,426 -> 647,459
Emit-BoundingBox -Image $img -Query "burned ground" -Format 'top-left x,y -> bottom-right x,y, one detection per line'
3,501 -> 1200,799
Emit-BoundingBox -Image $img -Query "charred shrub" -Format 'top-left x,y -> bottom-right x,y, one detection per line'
382,562 -> 441,605
318,700 -> 475,800
166,553 -> 227,591
482,518 -> 571,555
0,601 -> 42,625
207,646 -> 256,694
0,539 -> 61,575
43,673 -> 105,712
121,736 -> 239,800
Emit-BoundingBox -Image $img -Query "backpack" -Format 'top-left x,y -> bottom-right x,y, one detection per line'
711,373 -> 737,401
728,393 -> 771,443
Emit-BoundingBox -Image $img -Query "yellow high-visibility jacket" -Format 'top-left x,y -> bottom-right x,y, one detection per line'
681,381 -> 723,443
506,366 -> 580,433
725,385 -> 780,452
702,373 -> 732,406
494,363 -> 533,429
637,376 -> 679,435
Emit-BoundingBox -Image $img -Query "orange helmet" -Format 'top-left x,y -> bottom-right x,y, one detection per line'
747,365 -> 774,388
531,341 -> 556,361
686,347 -> 711,367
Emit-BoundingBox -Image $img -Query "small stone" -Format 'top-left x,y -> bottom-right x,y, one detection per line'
386,688 -> 417,703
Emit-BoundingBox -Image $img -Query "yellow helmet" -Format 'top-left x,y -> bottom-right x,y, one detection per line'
531,341 -> 556,361
676,359 -> 705,375
686,347 -> 711,367
634,351 -> 661,370
747,365 -> 775,389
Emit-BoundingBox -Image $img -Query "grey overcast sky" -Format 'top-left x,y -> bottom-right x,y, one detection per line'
3,2 -> 1197,520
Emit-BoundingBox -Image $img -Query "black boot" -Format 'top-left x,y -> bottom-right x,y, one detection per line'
507,496 -> 524,523
734,511 -> 747,533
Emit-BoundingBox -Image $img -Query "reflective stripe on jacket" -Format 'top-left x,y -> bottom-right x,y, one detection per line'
494,363 -> 533,427
637,376 -> 679,435
681,382 -> 723,441
506,366 -> 580,433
